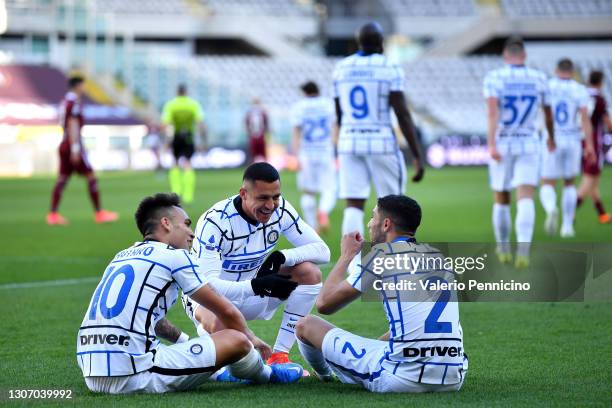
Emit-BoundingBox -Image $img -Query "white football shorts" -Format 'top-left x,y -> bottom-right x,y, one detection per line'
321,328 -> 466,393
339,150 -> 407,199
297,153 -> 337,194
540,140 -> 582,180
84,335 -> 216,394
488,152 -> 540,191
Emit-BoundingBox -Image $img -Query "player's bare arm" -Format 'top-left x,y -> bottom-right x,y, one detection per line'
291,126 -> 301,165
154,318 -> 184,343
542,104 -> 556,152
316,232 -> 363,315
580,106 -> 596,163
390,91 -> 424,182
68,116 -> 81,164
486,96 -> 501,161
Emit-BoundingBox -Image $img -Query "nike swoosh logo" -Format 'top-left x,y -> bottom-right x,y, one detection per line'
289,367 -> 302,374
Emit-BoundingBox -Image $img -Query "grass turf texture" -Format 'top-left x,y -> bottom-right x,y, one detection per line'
0,167 -> 610,407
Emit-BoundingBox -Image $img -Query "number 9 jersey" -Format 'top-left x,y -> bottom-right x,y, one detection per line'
77,241 -> 208,377
333,52 -> 404,155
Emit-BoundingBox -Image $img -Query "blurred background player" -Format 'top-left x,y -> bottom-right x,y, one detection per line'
483,37 -> 555,267
291,81 -> 337,233
47,75 -> 118,226
577,70 -> 612,224
296,195 -> 467,392
161,84 -> 206,205
333,22 -> 424,268
539,58 -> 594,238
245,98 -> 269,163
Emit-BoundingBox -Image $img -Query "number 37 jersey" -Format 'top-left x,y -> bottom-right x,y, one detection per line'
77,241 -> 207,377
333,53 -> 404,155
483,64 -> 550,153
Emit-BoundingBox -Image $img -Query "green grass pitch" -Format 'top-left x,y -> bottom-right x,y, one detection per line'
0,167 -> 610,407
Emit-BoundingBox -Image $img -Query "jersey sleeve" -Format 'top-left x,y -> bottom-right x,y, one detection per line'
390,65 -> 405,92
578,85 -> 590,109
171,250 -> 208,296
345,245 -> 384,293
483,71 -> 501,99
192,208 -> 254,300
278,197 -> 330,266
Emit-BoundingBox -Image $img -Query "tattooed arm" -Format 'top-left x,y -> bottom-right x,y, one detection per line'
155,318 -> 187,343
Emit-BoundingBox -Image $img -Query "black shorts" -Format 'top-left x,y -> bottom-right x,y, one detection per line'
172,131 -> 195,160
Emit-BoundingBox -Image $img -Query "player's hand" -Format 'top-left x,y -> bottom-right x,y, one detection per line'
489,145 -> 502,162
412,158 -> 424,182
251,336 -> 272,360
340,232 -> 364,260
256,250 -> 286,278
70,152 -> 81,165
546,138 -> 556,153
251,274 -> 297,300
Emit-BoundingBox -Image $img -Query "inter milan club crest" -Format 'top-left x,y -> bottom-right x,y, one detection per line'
267,229 -> 279,244
190,344 -> 203,355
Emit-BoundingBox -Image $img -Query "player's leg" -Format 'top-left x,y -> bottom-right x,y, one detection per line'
169,137 -> 183,197
269,262 -> 322,363
539,143 -> 560,235
181,143 -> 196,204
489,156 -> 513,262
339,154 -> 369,236
297,155 -> 319,228
48,143 -> 72,225
317,159 -> 337,232
513,153 -> 539,267
559,145 -> 580,236
295,315 -> 335,380
590,175 -> 610,223
367,150 -> 407,197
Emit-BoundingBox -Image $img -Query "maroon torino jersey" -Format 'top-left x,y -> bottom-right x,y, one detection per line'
589,88 -> 607,153
245,107 -> 268,139
59,91 -> 84,142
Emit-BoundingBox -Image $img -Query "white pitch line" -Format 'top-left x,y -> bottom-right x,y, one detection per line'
0,277 -> 99,290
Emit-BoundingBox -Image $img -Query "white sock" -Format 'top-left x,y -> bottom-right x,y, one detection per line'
300,194 -> 317,229
319,186 -> 337,215
228,347 -> 272,384
342,207 -> 364,272
297,338 -> 331,377
492,203 -> 511,254
539,184 -> 557,215
515,198 -> 535,257
273,283 -> 322,353
562,185 -> 577,229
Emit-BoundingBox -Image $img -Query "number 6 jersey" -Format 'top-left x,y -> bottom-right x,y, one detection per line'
77,241 -> 208,377
333,52 -> 404,155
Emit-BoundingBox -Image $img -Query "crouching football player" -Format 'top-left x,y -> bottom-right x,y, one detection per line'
76,193 -> 303,394
296,195 -> 468,393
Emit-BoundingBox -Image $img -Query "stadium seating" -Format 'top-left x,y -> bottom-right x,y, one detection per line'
501,0 -> 612,17
380,0 -> 477,17
196,0 -> 315,16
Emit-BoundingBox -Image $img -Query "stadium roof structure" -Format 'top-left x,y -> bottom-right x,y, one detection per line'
0,64 -> 142,126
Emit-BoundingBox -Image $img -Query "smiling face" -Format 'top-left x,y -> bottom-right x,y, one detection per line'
164,206 -> 195,250
239,180 -> 281,224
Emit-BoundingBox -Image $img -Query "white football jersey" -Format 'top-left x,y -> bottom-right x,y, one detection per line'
333,52 -> 404,155
291,96 -> 335,159
549,77 -> 589,143
192,195 -> 326,283
347,239 -> 465,384
77,241 -> 207,377
483,64 -> 550,154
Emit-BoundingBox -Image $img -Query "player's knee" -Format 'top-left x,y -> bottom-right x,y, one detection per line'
292,262 -> 322,284
223,329 -> 252,356
295,315 -> 315,341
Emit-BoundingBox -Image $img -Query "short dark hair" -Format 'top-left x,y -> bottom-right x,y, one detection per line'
178,84 -> 187,95
357,21 -> 384,53
503,36 -> 525,56
377,195 -> 421,235
557,58 -> 574,73
301,81 -> 319,96
134,193 -> 181,236
243,162 -> 280,184
68,75 -> 84,89
589,70 -> 604,86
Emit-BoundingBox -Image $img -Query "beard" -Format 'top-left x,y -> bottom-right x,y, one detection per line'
371,228 -> 386,245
